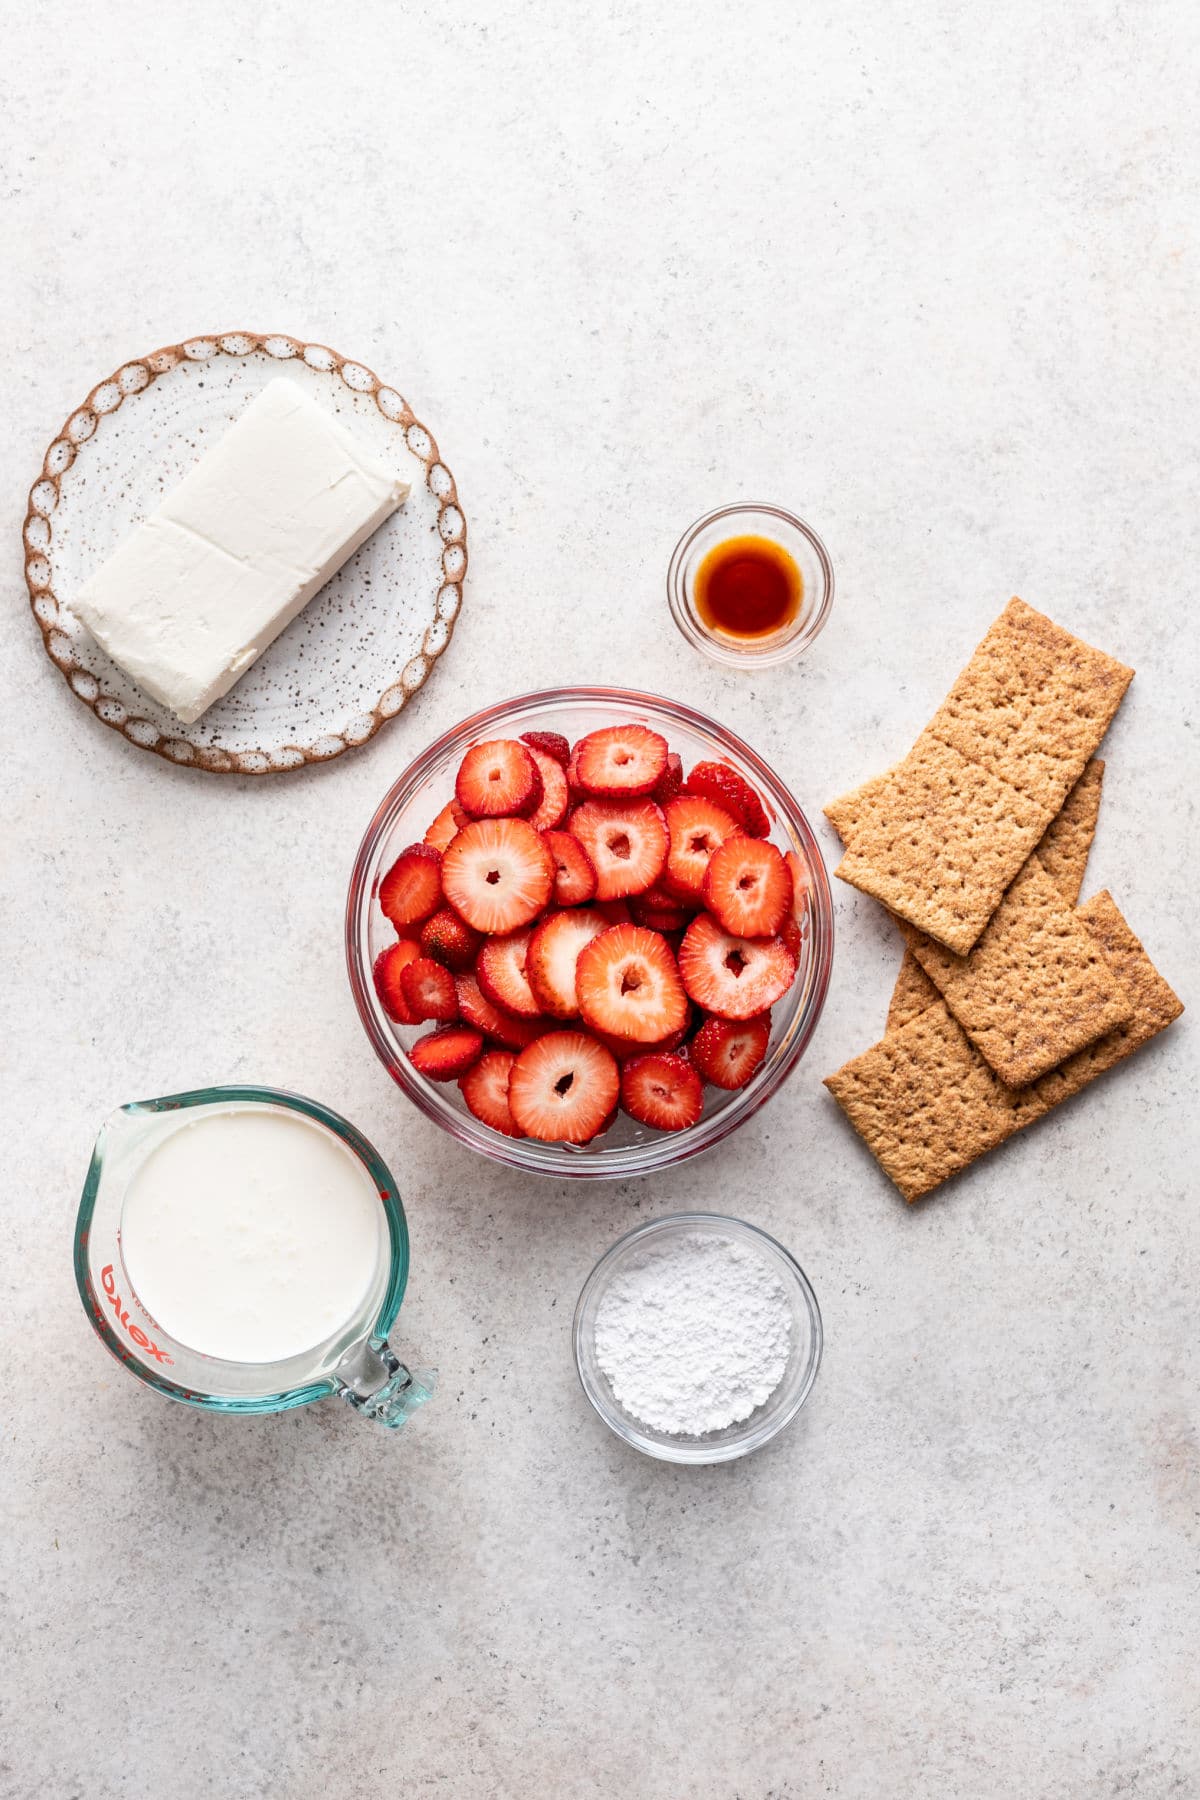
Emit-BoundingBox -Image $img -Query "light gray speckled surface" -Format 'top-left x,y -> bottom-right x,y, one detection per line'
2,4 -> 1198,1796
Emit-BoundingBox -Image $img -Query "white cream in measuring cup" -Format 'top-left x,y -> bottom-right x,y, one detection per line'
120,1104 -> 386,1363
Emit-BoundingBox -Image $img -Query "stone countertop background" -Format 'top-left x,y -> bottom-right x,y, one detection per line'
2,3 -> 1198,1796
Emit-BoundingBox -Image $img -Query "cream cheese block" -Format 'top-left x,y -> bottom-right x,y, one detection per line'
72,377 -> 410,724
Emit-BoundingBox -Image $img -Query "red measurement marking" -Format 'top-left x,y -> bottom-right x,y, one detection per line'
100,1265 -> 173,1365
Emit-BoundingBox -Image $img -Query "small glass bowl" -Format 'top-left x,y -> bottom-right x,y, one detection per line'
573,1213 -> 823,1464
345,688 -> 834,1181
667,503 -> 834,668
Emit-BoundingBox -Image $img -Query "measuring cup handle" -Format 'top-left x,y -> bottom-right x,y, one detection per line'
335,1339 -> 436,1430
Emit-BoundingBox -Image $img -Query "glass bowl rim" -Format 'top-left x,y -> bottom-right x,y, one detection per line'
571,1210 -> 824,1464
666,501 -> 835,669
345,685 -> 834,1180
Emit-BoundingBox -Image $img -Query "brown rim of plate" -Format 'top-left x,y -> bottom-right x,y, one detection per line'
22,330 -> 468,776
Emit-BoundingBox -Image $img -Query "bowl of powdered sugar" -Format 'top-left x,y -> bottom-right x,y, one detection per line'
573,1213 -> 822,1463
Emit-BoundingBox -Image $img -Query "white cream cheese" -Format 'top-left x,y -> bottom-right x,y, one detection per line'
72,376 -> 410,723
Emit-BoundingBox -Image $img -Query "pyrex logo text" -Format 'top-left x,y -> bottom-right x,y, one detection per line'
101,1265 -> 173,1364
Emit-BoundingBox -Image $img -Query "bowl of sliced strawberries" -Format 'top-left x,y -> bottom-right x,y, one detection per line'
346,688 -> 833,1177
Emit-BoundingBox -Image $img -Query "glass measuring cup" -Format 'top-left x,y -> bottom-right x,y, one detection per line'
73,1084 -> 434,1429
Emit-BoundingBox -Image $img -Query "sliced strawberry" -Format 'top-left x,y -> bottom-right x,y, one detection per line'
781,915 -> 802,963
690,1012 -> 772,1088
629,897 -> 692,932
620,1052 -> 703,1131
593,898 -> 633,928
409,1024 -> 484,1080
702,835 -> 791,938
455,971 -> 546,1050
507,1031 -> 620,1143
651,751 -> 684,807
378,843 -> 442,928
424,799 -> 469,854
641,880 -> 697,913
678,914 -> 797,1020
541,828 -> 598,906
592,1013 -> 692,1062
526,908 -> 609,1018
373,939 -> 422,1024
419,907 -> 482,972
520,729 -> 571,768
459,1049 -> 523,1137
684,761 -> 771,837
566,745 -> 586,799
455,739 -> 541,819
576,924 -> 689,1043
569,799 -> 668,900
574,724 -> 668,797
476,929 -> 541,1019
399,955 -> 460,1022
663,796 -> 740,900
524,746 -> 569,832
441,818 -> 555,934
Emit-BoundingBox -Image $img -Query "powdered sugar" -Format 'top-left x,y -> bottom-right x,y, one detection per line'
593,1231 -> 792,1436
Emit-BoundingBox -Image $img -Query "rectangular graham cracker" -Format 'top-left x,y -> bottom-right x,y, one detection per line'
877,759 -> 1105,1040
829,602 -> 1133,955
823,893 -> 1182,1202
899,859 -> 1131,1085
833,728 -> 1047,955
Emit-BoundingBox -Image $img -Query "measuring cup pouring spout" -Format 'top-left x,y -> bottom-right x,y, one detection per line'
74,1086 -> 436,1430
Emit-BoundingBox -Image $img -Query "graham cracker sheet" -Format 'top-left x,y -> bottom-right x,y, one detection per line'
900,857 -> 1130,1086
881,759 -> 1105,1043
824,893 -> 1182,1203
828,602 -> 1133,954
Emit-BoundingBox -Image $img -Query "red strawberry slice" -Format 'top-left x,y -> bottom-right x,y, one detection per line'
568,799 -> 668,900
419,907 -> 482,972
677,914 -> 797,1020
690,1012 -> 772,1088
524,745 -> 569,832
441,818 -> 554,934
507,1031 -> 620,1143
541,828 -> 598,906
476,929 -> 541,1019
620,1052 -> 704,1131
574,724 -> 669,797
459,1049 -> 524,1137
378,843 -> 442,928
372,939 -> 422,1024
566,745 -> 586,799
662,796 -> 740,900
424,799 -> 469,854
455,971 -> 546,1050
520,729 -> 571,768
409,1024 -> 484,1080
651,751 -> 684,806
399,955 -> 460,1022
576,924 -> 689,1043
593,898 -> 633,928
455,739 -> 542,819
684,761 -> 771,837
592,1013 -> 692,1062
629,896 -> 692,932
702,835 -> 792,938
526,908 -> 609,1018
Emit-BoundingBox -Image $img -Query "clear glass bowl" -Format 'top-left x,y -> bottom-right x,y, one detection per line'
573,1213 -> 823,1463
345,687 -> 834,1179
667,503 -> 834,668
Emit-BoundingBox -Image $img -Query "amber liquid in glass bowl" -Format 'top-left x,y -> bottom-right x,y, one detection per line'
693,535 -> 803,642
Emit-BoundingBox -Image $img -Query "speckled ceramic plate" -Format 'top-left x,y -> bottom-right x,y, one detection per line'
23,332 -> 467,774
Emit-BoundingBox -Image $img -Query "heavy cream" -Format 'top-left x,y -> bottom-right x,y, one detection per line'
119,1105 -> 386,1364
